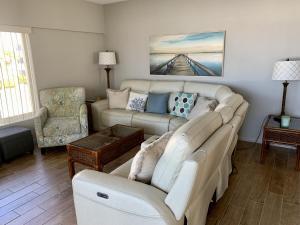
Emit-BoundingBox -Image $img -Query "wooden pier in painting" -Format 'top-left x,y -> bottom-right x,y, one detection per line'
150,54 -> 218,76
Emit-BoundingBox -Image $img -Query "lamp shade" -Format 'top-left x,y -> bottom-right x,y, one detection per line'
99,51 -> 116,66
272,60 -> 300,81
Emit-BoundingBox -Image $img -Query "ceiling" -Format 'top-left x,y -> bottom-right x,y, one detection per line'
85,0 -> 128,5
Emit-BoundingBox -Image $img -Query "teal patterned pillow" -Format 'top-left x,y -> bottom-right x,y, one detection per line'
170,92 -> 197,118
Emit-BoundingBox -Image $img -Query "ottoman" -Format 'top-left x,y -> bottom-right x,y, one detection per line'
0,126 -> 34,163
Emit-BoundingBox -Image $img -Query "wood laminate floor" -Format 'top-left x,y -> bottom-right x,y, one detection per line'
0,142 -> 299,225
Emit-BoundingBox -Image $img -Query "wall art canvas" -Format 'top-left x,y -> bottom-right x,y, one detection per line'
150,31 -> 225,76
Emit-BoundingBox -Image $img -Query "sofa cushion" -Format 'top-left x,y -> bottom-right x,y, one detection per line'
146,92 -> 170,114
128,132 -> 173,183
126,91 -> 148,112
187,96 -> 218,120
168,116 -> 187,131
101,109 -> 135,127
43,117 -> 80,137
151,112 -> 223,192
215,94 -> 244,123
132,112 -> 173,135
170,92 -> 197,118
106,88 -> 130,109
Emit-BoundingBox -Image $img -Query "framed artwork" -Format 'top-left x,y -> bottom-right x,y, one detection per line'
150,31 -> 225,76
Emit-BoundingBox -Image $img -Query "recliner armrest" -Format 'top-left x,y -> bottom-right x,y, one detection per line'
72,170 -> 176,220
91,99 -> 108,130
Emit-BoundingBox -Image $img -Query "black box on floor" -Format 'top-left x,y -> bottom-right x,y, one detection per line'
0,126 -> 34,162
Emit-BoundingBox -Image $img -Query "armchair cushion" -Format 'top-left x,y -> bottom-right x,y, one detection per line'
43,117 -> 81,137
40,87 -> 85,117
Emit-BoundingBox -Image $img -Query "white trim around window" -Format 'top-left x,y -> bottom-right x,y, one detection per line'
0,25 -> 31,34
0,25 -> 39,126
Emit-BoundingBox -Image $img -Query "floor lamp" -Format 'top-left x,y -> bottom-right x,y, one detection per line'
99,51 -> 116,89
272,59 -> 300,121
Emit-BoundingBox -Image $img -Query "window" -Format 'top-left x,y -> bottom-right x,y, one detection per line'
0,26 -> 38,126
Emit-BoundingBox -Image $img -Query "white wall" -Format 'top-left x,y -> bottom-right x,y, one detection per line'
104,0 -> 300,142
0,0 -> 106,135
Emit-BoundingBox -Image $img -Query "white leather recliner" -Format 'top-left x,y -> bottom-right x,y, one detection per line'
72,79 -> 249,225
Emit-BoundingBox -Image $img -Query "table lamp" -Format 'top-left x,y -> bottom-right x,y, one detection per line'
272,59 -> 300,120
99,51 -> 116,89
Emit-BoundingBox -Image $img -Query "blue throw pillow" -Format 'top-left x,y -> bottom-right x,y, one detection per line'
146,92 -> 170,114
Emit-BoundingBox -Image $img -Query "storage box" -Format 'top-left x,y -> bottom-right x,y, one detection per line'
0,126 -> 34,162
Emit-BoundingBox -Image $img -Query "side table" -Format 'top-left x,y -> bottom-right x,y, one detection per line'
260,115 -> 300,171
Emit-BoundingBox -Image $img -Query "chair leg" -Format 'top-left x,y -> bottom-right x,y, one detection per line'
184,216 -> 188,225
41,148 -> 46,155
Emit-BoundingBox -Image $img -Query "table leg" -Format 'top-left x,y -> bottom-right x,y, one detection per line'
68,157 -> 75,178
296,146 -> 300,171
260,140 -> 269,163
95,163 -> 103,172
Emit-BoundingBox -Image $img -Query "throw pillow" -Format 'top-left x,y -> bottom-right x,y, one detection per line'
126,91 -> 148,112
146,92 -> 170,114
128,131 -> 173,183
106,88 -> 130,109
187,96 -> 218,120
169,92 -> 197,118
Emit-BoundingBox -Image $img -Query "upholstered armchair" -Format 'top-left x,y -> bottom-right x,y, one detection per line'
34,87 -> 88,150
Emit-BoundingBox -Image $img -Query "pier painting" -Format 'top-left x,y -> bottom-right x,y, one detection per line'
150,32 -> 225,76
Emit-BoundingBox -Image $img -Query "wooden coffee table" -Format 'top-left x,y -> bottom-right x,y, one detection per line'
67,124 -> 144,178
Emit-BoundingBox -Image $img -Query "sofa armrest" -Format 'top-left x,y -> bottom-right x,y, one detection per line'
91,99 -> 108,131
79,104 -> 88,136
72,170 -> 177,221
165,159 -> 199,220
34,107 -> 48,146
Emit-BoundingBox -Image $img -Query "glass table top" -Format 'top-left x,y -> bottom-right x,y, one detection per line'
266,115 -> 300,131
70,125 -> 143,151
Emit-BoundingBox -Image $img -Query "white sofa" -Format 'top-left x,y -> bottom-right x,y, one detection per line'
72,79 -> 248,225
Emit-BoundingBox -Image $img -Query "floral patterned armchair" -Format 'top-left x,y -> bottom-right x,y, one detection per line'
34,87 -> 88,150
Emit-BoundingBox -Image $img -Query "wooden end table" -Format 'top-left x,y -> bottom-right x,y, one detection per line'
260,115 -> 300,171
67,124 -> 144,178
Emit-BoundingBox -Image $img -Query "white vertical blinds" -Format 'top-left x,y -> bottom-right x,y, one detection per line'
0,29 -> 38,126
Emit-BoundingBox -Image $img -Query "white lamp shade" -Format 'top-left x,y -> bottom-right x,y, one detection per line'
272,60 -> 300,81
99,51 -> 116,65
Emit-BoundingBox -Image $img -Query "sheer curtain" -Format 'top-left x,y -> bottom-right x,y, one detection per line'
0,26 -> 38,126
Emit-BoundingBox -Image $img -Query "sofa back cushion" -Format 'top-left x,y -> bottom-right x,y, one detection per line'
40,87 -> 85,118
120,80 -> 151,93
120,79 -> 244,123
215,94 -> 244,123
151,111 -> 223,192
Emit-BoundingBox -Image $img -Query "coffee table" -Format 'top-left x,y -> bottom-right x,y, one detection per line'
67,124 -> 144,178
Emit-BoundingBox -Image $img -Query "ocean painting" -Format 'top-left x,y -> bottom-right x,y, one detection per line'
150,31 -> 225,76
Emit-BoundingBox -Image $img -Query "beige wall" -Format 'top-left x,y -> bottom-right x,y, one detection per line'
104,0 -> 300,142
0,0 -> 106,135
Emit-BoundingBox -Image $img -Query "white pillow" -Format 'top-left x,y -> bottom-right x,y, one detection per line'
126,91 -> 148,112
106,88 -> 130,109
128,131 -> 173,183
187,96 -> 218,120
